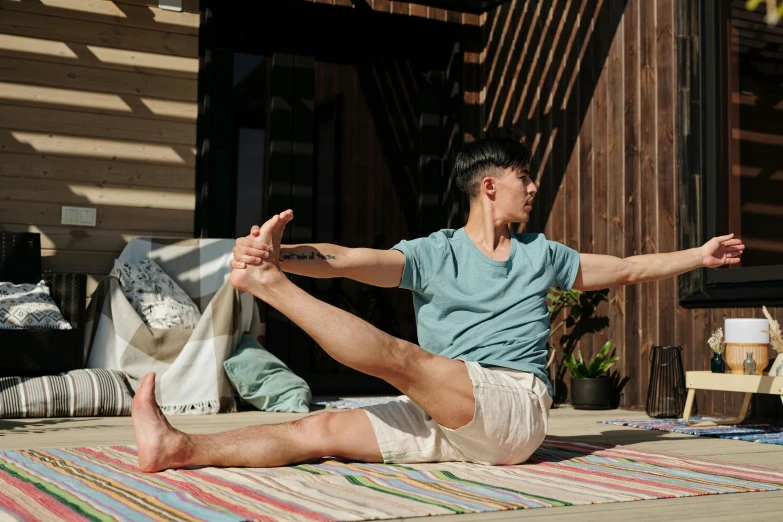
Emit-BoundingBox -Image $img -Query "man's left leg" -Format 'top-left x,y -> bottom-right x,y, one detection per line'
132,373 -> 383,472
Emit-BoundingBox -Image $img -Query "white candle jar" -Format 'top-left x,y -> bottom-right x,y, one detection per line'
724,318 -> 770,375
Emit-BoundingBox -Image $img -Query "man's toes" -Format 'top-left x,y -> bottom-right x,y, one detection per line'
138,373 -> 156,395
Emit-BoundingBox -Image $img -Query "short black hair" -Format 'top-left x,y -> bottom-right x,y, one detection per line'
453,138 -> 533,199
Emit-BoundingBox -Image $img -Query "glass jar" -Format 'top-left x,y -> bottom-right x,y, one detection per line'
743,352 -> 756,375
710,352 -> 725,373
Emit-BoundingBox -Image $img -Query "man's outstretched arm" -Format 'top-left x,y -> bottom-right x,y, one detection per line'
571,233 -> 745,292
232,233 -> 405,288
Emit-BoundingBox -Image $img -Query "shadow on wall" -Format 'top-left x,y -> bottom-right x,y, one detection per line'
475,0 -> 627,233
0,0 -> 202,279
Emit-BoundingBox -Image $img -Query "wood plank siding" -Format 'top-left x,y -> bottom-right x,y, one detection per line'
0,0 -> 200,291
0,0 -> 777,415
481,0 -> 782,417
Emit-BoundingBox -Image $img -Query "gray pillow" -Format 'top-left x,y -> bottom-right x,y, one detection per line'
0,369 -> 133,418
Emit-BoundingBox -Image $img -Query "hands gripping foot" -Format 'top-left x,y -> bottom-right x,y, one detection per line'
229,210 -> 294,294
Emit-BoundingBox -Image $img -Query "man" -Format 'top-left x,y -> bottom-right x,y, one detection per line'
131,138 -> 744,473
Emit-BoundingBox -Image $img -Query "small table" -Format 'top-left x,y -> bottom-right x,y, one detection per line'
683,371 -> 783,427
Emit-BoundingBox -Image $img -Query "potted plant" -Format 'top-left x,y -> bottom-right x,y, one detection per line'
562,340 -> 619,410
545,287 -> 612,407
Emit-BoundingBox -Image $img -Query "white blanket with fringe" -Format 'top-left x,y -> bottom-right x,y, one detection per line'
84,238 -> 261,414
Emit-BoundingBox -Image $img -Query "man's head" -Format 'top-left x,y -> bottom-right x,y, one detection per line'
453,138 -> 537,224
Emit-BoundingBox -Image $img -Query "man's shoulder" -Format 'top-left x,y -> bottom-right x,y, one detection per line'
405,228 -> 459,246
514,233 -> 579,252
513,232 -> 547,246
390,229 -> 457,255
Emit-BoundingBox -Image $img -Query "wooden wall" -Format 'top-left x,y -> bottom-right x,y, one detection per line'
306,0 -> 481,25
0,0 -> 200,293
481,0 -> 782,417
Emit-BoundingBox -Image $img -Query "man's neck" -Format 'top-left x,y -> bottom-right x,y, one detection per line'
463,208 -> 513,255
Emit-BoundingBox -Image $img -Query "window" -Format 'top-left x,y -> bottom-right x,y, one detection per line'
679,0 -> 783,306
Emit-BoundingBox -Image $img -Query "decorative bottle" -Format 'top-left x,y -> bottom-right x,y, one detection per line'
710,352 -> 725,373
743,352 -> 756,375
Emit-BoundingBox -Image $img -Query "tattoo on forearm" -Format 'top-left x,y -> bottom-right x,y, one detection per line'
280,252 -> 337,261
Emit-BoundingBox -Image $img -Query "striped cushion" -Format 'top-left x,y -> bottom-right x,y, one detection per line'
0,369 -> 133,418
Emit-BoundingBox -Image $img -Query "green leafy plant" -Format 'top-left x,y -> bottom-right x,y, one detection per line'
545,287 -> 622,406
545,287 -> 610,371
562,340 -> 619,378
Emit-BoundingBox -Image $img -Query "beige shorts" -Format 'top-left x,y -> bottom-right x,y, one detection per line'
362,360 -> 552,465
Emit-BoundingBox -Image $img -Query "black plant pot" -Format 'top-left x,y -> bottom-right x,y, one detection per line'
570,377 -> 612,410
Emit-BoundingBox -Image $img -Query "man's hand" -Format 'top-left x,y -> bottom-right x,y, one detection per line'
231,210 -> 294,269
231,233 -> 270,269
701,233 -> 745,268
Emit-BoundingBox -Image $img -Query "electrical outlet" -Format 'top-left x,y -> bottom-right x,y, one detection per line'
61,206 -> 96,227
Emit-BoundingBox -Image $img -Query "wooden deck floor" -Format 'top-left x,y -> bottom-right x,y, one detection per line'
1,405 -> 781,521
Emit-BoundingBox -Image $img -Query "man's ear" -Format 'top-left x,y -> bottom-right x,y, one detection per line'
482,176 -> 496,196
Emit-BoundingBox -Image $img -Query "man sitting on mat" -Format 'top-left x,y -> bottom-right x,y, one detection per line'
131,138 -> 744,473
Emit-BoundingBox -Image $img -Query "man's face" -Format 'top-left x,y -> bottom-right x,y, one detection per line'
492,167 -> 537,223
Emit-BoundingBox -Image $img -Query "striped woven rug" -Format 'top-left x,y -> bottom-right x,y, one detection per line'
0,438 -> 782,521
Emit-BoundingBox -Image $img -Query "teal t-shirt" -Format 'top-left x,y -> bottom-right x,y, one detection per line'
391,228 -> 581,398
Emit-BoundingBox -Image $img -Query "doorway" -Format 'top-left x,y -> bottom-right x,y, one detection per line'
197,0 -> 464,394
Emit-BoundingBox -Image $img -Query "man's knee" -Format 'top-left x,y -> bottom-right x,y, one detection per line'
294,410 -> 382,462
380,339 -> 434,387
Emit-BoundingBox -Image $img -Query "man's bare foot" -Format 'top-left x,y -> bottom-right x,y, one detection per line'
131,373 -> 191,473
230,210 -> 293,295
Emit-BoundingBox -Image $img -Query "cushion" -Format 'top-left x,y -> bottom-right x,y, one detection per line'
224,334 -> 312,413
0,368 -> 133,417
112,258 -> 201,329
0,280 -> 72,330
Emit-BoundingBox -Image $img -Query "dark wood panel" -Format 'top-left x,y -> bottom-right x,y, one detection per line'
592,18 -> 610,354
606,2 -> 625,382
623,0 -> 642,408
638,0 -> 658,405
578,7 -> 595,363
477,0 -> 780,417
657,0 -> 678,352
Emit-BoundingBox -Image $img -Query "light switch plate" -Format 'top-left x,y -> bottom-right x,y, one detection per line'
61,206 -> 96,227
158,0 -> 182,12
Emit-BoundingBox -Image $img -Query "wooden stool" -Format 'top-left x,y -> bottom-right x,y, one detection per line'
683,371 -> 783,427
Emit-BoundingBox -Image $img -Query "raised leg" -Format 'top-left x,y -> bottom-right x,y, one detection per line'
132,373 -> 382,472
229,211 -> 476,430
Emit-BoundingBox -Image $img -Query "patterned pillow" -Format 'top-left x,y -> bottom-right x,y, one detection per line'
112,258 -> 201,329
0,280 -> 72,330
0,368 -> 133,418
